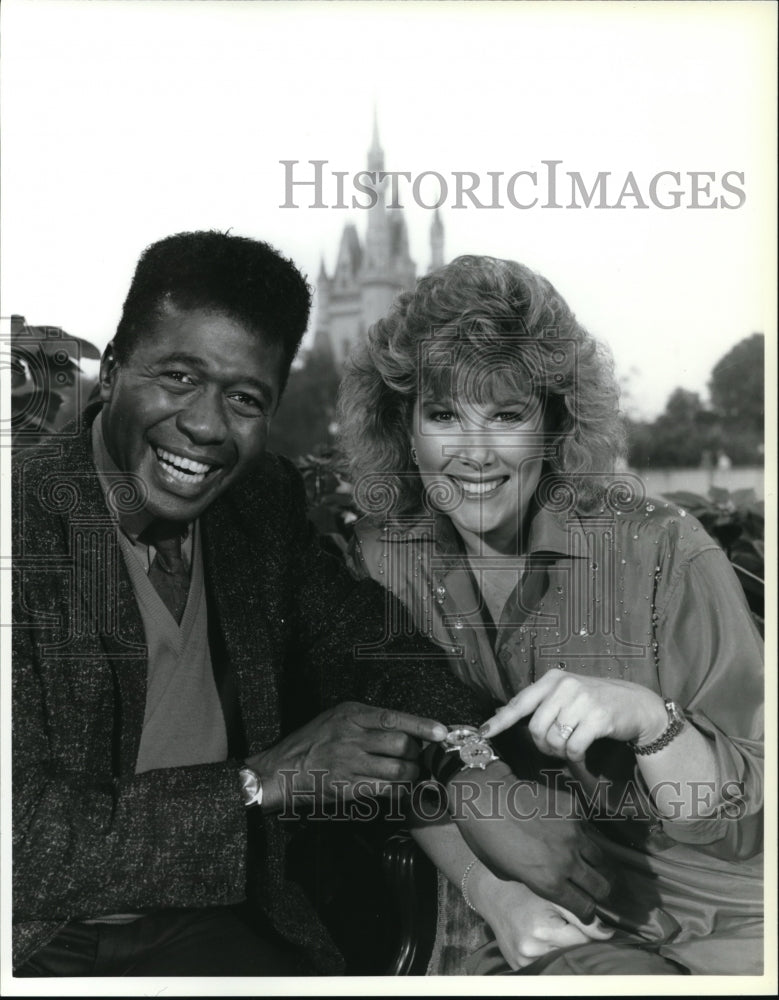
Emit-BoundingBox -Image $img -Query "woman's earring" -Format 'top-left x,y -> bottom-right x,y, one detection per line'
410,446 -> 418,466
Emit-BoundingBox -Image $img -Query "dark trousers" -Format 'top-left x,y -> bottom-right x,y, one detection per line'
15,906 -> 306,977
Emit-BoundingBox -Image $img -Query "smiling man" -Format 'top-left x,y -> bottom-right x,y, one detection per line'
99,304 -> 285,525
12,231 -> 497,977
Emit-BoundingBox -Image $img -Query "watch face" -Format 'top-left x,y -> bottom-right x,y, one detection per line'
459,741 -> 494,767
445,726 -> 479,746
239,767 -> 262,806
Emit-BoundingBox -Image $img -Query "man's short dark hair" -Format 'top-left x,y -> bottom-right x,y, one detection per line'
113,230 -> 312,389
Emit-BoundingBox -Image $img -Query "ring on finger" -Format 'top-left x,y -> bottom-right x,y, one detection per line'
555,721 -> 574,741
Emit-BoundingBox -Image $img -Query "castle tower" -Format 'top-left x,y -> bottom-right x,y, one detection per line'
311,258 -> 336,364
315,257 -> 330,316
317,224 -> 363,364
361,114 -> 392,280
314,117 -> 421,366
367,106 -> 384,173
360,116 -> 415,334
429,208 -> 445,273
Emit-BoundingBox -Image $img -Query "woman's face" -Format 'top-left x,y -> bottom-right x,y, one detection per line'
410,390 -> 547,555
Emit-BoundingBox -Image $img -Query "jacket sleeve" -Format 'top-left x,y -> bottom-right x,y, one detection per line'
633,531 -> 763,859
11,445 -> 251,926
12,619 -> 250,922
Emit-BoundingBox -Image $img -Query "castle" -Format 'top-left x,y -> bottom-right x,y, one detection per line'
312,119 -> 445,366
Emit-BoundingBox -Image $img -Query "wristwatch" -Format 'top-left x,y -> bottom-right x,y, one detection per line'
629,699 -> 686,756
238,765 -> 264,807
430,725 -> 500,786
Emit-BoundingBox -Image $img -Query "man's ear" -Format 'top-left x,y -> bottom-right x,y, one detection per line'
98,342 -> 120,401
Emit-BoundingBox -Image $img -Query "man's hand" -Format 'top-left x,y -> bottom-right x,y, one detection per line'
246,702 -> 447,812
467,867 -> 613,971
446,763 -> 612,923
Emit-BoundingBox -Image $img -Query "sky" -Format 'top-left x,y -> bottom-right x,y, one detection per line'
1,0 -> 776,419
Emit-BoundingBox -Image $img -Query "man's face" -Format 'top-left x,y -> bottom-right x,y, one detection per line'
99,303 -> 285,522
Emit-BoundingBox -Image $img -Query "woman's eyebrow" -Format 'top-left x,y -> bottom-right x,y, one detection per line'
488,394 -> 535,407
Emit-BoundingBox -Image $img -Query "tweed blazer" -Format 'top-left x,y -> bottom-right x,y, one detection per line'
12,407 -> 487,971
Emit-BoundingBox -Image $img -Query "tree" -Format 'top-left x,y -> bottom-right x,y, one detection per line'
627,334 -> 764,469
267,346 -> 342,460
663,387 -> 705,426
627,389 -> 721,467
709,333 -> 764,433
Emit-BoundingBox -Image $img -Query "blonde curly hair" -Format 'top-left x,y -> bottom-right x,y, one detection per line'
338,255 -> 625,518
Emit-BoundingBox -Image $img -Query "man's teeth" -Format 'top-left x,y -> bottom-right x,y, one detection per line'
156,448 -> 213,482
458,478 -> 505,496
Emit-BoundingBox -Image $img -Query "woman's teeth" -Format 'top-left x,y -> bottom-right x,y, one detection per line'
156,448 -> 213,483
457,477 -> 506,497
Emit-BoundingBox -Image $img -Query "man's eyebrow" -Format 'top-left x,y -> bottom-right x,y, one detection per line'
154,352 -> 208,369
238,375 -> 276,404
154,353 -> 276,403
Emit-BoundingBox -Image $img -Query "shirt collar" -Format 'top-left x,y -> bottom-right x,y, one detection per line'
384,500 -> 592,560
527,501 -> 582,557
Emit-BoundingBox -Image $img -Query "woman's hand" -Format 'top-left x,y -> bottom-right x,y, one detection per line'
468,864 -> 613,971
480,669 -> 668,762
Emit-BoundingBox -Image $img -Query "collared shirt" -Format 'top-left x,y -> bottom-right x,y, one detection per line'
351,504 -> 596,703
349,498 -> 763,858
90,411 -> 193,572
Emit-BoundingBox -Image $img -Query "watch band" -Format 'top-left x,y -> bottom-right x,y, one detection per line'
629,699 -> 686,756
434,746 -> 472,786
238,765 -> 264,807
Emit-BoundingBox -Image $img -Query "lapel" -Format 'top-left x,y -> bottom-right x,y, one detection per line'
99,554 -> 149,774
32,408 -> 150,773
202,459 -> 287,754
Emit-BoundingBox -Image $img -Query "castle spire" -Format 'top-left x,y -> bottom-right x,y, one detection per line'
317,113 -> 419,367
364,113 -> 389,274
367,105 -> 384,173
429,208 -> 445,272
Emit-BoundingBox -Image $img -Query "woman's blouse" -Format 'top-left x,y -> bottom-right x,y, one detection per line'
348,497 -> 763,861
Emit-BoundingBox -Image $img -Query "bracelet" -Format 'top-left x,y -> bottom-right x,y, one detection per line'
461,859 -> 479,913
629,699 -> 686,756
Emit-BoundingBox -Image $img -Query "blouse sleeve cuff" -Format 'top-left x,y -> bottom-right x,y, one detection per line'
628,710 -> 756,846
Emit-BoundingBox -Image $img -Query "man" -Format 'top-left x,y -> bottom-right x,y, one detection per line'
12,231 -> 608,977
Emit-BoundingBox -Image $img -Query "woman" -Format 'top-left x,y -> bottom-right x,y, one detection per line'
337,255 -> 763,975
